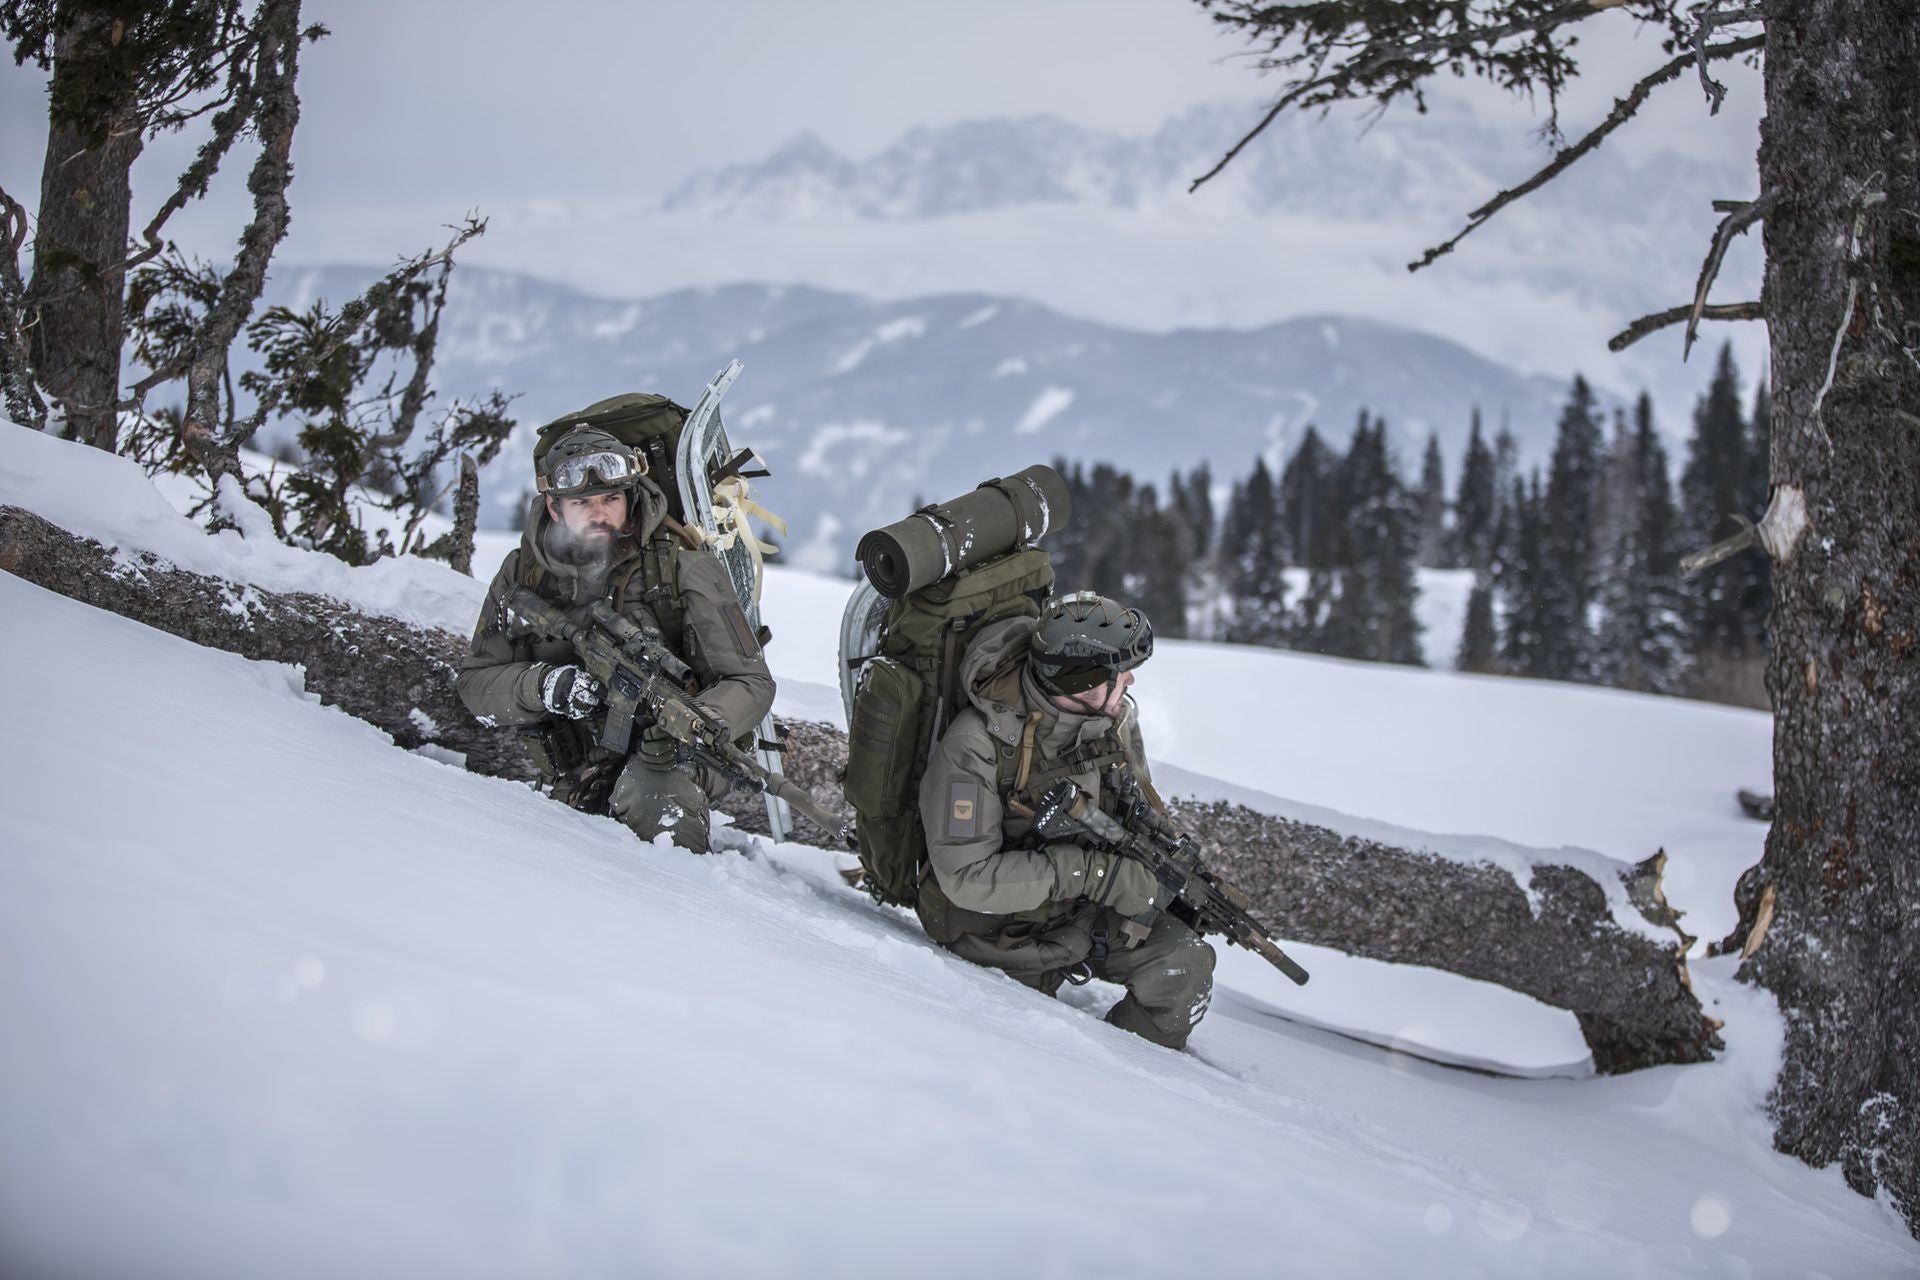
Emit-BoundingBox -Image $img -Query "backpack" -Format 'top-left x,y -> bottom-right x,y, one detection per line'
843,548 -> 1055,906
532,392 -> 692,522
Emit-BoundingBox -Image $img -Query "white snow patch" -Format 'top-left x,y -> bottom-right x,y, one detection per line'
957,304 -> 1000,328
589,304 -> 643,340
794,421 -> 910,479
874,315 -> 926,344
1014,386 -> 1075,434
990,356 -> 1028,379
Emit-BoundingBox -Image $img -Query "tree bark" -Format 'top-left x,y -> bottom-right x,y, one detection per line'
1745,0 -> 1920,1234
25,7 -> 144,452
0,504 -> 530,780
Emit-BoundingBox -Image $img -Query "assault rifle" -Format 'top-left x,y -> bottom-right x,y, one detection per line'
507,587 -> 856,849
1030,775 -> 1310,985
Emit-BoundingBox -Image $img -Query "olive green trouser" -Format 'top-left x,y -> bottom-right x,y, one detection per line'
608,755 -> 727,854
918,878 -> 1217,1050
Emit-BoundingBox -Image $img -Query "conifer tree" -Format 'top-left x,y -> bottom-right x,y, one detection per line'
1415,431 -> 1449,567
1457,581 -> 1499,674
1536,376 -> 1605,681
1594,394 -> 1690,692
1222,456 -> 1289,646
1277,426 -> 1335,568
1320,418 -> 1422,664
1680,343 -> 1754,661
1497,473 -> 1546,675
1453,410 -> 1498,572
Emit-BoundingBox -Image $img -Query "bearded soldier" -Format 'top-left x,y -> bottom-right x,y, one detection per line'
458,427 -> 775,853
914,592 -> 1216,1049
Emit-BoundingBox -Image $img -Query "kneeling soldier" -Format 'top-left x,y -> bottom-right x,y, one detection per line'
457,427 -> 775,852
915,592 -> 1216,1049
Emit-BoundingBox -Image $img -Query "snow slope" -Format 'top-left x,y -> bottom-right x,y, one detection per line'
4,573 -> 1917,1278
4,424 -> 1915,1273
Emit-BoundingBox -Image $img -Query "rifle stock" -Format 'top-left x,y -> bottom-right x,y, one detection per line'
506,587 -> 856,849
1032,778 -> 1310,986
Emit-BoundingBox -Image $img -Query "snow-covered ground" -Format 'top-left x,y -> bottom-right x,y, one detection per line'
4,422 -> 1916,1276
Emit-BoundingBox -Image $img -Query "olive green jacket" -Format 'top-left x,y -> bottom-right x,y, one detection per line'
918,616 -> 1154,917
456,477 -> 775,750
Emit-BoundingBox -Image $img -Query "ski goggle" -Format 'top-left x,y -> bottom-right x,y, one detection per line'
536,448 -> 647,495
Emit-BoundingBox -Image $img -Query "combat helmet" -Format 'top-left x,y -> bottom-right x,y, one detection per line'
536,426 -> 648,497
1028,590 -> 1154,695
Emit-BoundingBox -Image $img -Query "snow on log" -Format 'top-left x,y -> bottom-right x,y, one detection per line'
1,504 -> 1717,1073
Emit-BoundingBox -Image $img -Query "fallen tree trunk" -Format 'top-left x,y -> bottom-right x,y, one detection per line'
2,505 -> 1717,1071
0,504 -> 530,781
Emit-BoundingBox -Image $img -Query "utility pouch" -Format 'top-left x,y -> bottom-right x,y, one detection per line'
519,721 -> 583,779
844,658 -> 924,819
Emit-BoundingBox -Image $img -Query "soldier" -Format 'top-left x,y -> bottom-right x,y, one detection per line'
457,427 -> 775,853
914,592 -> 1217,1049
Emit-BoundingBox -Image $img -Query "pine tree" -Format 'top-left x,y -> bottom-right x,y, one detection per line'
1536,375 -> 1605,681
1319,418 -> 1422,664
1127,483 -> 1193,640
1415,432 -> 1449,567
1497,472 -> 1547,674
1680,343 -> 1754,660
1174,463 -> 1215,559
1593,394 -> 1689,692
1277,426 -> 1335,568
1453,410 -> 1498,572
1222,457 -> 1289,645
1457,581 -> 1498,674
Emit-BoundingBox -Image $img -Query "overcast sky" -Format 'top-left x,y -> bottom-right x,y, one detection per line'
4,0 -> 1761,263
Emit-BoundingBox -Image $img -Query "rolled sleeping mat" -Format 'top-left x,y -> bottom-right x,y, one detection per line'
856,463 -> 1071,598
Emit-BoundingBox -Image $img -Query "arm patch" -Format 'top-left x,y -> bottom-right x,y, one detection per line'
946,780 -> 980,839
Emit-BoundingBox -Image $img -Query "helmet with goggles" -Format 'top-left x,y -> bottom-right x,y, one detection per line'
1028,591 -> 1153,696
536,427 -> 648,497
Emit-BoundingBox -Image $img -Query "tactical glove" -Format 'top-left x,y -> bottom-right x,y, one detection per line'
1049,844 -> 1161,920
637,721 -> 678,770
540,664 -> 604,720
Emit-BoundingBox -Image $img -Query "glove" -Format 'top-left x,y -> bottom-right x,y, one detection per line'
541,664 -> 603,720
1049,844 -> 1161,919
637,720 -> 678,770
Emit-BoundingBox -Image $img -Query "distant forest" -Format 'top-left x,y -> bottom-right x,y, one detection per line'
1047,344 -> 1772,708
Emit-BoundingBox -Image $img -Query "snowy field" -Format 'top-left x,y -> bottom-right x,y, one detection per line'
3,422 -> 1916,1276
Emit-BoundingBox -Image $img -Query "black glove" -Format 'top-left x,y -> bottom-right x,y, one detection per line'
541,664 -> 603,720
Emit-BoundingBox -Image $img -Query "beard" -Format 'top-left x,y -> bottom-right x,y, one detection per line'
547,518 -> 621,569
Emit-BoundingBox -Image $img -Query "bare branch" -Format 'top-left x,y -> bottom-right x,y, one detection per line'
1693,1 -> 1766,114
1608,300 -> 1764,352
0,183 -> 48,429
1409,34 -> 1765,273
1684,192 -> 1776,357
1191,0 -> 1606,194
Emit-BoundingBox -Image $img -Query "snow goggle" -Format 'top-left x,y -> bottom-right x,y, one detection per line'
536,448 -> 647,495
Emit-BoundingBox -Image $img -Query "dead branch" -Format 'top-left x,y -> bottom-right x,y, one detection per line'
1692,1 -> 1765,114
1409,34 -> 1765,273
176,0 -> 306,492
0,183 -> 47,430
1192,0 -> 1606,194
1679,484 -> 1809,574
1684,192 -> 1775,357
1608,299 -> 1764,352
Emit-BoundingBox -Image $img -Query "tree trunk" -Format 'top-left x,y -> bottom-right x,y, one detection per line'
25,7 -> 144,452
1747,0 -> 1920,1233
0,504 -> 531,780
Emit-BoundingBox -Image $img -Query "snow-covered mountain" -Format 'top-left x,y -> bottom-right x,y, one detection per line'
663,98 -> 1728,239
264,266 -> 1578,571
5,421 -> 1916,1277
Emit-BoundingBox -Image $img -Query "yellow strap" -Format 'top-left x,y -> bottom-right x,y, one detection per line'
683,470 -> 788,606
1012,711 -> 1043,795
